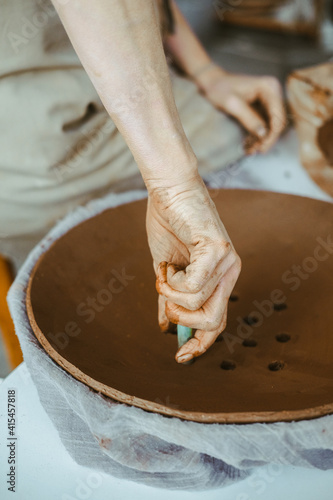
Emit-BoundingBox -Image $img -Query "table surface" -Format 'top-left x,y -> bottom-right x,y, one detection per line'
1,129 -> 333,499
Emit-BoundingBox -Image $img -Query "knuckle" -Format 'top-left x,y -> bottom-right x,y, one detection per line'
216,240 -> 231,261
157,260 -> 167,274
219,317 -> 227,332
196,344 -> 207,355
188,337 -> 200,350
188,293 -> 205,311
225,94 -> 241,112
263,75 -> 281,92
165,302 -> 178,320
155,279 -> 163,294
230,251 -> 242,271
156,280 -> 169,297
186,278 -> 202,294
205,317 -> 221,331
235,254 -> 242,271
225,248 -> 239,266
165,300 -> 175,313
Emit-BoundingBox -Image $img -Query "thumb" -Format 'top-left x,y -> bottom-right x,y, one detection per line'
223,95 -> 268,139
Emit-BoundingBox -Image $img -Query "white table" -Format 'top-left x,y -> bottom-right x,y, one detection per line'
1,130 -> 333,499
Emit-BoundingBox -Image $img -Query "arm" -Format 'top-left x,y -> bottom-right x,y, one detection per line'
52,0 -> 241,363
164,1 -> 286,153
163,1 -> 214,81
52,0 -> 196,188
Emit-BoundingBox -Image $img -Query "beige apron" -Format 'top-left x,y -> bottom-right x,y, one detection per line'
0,0 -> 244,269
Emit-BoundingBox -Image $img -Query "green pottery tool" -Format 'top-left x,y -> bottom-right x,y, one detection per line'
177,324 -> 194,365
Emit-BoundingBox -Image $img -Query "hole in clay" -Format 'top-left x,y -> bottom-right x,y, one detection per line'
268,361 -> 284,371
242,339 -> 257,347
276,333 -> 291,343
273,302 -> 287,311
220,360 -> 236,370
243,315 -> 258,326
229,294 -> 239,302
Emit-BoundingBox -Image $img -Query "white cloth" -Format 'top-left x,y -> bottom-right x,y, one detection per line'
7,189 -> 333,491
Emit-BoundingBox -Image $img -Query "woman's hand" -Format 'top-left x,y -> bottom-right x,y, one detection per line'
146,173 -> 241,364
194,64 -> 286,154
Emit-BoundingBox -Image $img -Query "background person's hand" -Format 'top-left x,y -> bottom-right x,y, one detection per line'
195,64 -> 286,155
146,173 -> 241,364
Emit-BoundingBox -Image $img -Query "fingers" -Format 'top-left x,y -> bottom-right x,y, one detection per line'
165,240 -> 232,294
222,94 -> 268,140
166,260 -> 237,331
223,76 -> 286,155
156,251 -> 237,311
176,307 -> 228,363
174,265 -> 238,363
253,77 -> 286,153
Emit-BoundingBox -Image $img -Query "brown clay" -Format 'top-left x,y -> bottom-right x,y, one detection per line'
26,190 -> 333,423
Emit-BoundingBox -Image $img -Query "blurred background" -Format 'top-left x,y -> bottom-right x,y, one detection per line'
178,0 -> 332,80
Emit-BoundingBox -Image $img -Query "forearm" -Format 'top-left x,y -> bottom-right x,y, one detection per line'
51,0 -> 197,189
164,1 -> 224,89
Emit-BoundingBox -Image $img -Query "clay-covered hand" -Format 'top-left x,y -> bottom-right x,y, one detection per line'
195,65 -> 286,154
146,173 -> 241,364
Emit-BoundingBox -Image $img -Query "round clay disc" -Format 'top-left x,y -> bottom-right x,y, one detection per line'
26,190 -> 333,423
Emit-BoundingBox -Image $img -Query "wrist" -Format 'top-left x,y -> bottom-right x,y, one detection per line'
190,62 -> 227,94
147,173 -> 212,220
144,154 -> 199,193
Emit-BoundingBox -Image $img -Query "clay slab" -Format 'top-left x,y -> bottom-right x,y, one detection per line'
27,190 -> 333,423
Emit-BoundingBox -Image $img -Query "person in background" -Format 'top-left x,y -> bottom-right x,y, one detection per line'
0,0 -> 285,362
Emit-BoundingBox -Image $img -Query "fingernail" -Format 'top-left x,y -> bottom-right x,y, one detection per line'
256,125 -> 268,139
177,353 -> 193,363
